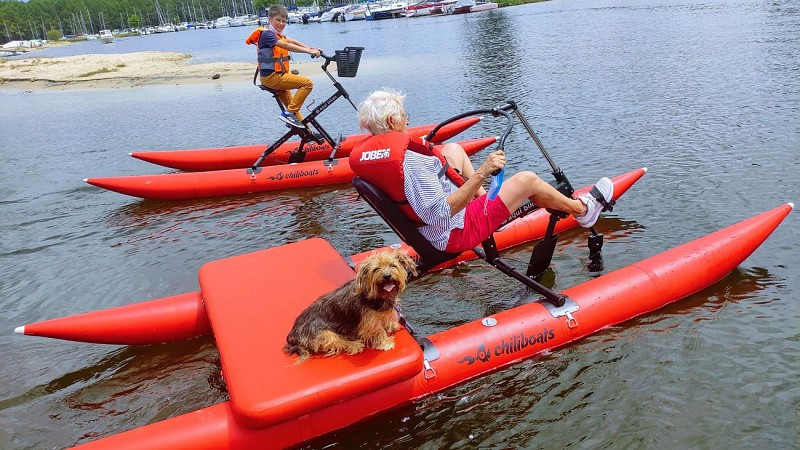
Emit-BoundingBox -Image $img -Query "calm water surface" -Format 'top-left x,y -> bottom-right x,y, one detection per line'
1,0 -> 798,448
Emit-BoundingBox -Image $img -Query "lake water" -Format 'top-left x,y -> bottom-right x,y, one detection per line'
1,0 -> 799,448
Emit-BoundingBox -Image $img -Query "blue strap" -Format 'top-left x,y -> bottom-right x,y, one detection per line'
487,168 -> 504,200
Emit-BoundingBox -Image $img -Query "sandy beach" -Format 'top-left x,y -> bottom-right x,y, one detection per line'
0,51 -> 324,91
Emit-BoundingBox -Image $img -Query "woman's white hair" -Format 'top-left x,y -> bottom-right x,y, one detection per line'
357,88 -> 406,135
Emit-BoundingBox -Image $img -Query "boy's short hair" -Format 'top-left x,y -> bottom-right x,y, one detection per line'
269,4 -> 289,18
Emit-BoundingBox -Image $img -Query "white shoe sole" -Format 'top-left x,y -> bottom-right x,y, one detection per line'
279,115 -> 304,128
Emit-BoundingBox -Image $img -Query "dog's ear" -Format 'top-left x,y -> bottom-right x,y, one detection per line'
396,250 -> 418,277
354,259 -> 369,295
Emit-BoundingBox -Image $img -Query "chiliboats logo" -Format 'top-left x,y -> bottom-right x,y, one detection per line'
265,168 -> 320,181
457,327 -> 556,365
304,142 -> 330,153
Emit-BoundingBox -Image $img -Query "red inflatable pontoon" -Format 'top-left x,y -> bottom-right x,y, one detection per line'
68,203 -> 791,449
85,136 -> 498,201
129,118 -> 481,172
19,168 -> 648,345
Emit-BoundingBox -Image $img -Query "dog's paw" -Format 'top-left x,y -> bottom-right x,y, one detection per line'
384,320 -> 401,333
374,337 -> 395,351
345,341 -> 365,355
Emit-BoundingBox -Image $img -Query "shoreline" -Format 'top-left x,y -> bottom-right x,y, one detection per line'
0,51 -> 324,91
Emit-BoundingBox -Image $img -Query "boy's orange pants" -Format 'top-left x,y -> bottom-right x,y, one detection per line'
260,72 -> 314,119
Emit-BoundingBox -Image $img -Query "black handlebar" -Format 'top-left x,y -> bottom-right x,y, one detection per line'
424,100 -> 571,188
315,52 -> 334,70
424,101 -> 518,176
425,100 -> 518,143
490,108 -> 514,176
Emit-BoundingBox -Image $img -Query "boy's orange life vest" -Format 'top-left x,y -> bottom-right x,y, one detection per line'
350,132 -> 466,226
245,27 -> 291,73
244,27 -> 264,45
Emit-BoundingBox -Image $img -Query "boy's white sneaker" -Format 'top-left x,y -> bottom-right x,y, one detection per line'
279,111 -> 305,128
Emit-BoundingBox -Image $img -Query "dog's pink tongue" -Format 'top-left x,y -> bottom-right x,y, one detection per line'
382,282 -> 396,292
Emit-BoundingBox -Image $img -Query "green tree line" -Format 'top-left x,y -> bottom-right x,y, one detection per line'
0,0 -> 311,42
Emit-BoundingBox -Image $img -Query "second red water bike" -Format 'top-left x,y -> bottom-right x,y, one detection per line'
85,48 -> 489,200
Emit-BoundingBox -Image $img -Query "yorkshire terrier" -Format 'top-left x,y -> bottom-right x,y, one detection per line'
283,249 -> 417,364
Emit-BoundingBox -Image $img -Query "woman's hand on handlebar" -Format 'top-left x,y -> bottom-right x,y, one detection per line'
309,48 -> 322,58
478,150 -> 506,178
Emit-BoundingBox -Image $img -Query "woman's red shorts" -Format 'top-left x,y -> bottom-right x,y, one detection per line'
445,193 -> 511,253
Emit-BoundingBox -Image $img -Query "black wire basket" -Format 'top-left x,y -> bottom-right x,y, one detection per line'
334,47 -> 365,78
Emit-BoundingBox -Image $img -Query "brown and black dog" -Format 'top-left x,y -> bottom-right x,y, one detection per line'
283,249 -> 417,364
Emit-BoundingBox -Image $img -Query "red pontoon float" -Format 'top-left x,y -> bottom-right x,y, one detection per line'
20,168 -> 646,345
129,118 -> 481,172
85,136 -> 498,201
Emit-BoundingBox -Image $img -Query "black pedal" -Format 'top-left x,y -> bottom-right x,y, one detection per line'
544,208 -> 569,219
309,130 -> 324,144
588,232 -> 604,273
287,151 -> 306,164
527,233 -> 558,279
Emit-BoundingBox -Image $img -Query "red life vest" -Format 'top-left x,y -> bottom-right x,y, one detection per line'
350,132 -> 465,226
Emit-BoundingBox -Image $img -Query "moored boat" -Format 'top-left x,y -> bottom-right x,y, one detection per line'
448,0 -> 472,14
29,200 -> 791,449
345,4 -> 368,20
98,29 -> 113,43
366,0 -> 408,20
129,117 -> 481,172
404,0 -> 446,17
429,0 -> 457,14
470,1 -> 498,12
86,136 -> 498,200
448,0 -> 497,14
213,16 -> 232,27
319,6 -> 352,22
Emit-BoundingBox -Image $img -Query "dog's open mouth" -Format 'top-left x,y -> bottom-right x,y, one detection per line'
381,281 -> 396,293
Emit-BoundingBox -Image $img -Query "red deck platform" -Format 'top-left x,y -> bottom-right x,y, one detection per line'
199,238 -> 424,428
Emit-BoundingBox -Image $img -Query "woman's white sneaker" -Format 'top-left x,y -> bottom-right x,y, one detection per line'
575,177 -> 614,228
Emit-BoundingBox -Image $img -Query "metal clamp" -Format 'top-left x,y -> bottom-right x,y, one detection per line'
538,296 -> 580,329
423,359 -> 436,380
323,158 -> 339,171
565,310 -> 578,329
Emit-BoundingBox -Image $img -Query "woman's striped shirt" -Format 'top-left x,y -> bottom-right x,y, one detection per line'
402,151 -> 464,251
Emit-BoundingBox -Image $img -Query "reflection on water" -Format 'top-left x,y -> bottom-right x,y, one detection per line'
0,338 -> 218,411
461,11 -> 524,105
103,183 -> 362,253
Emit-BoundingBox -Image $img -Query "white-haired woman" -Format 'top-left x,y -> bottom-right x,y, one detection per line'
355,89 -> 613,253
